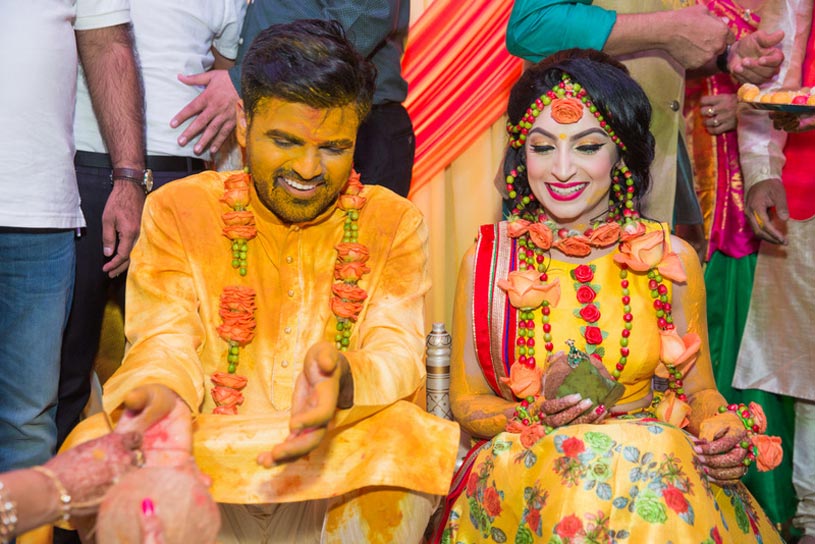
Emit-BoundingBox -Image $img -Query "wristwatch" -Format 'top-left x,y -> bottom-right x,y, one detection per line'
111,167 -> 154,194
716,43 -> 732,74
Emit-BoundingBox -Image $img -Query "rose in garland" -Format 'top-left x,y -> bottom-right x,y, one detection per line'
332,283 -> 368,302
553,235 -> 591,257
584,326 -> 603,345
335,261 -> 371,282
575,285 -> 596,304
221,172 -> 250,208
500,363 -> 543,398
498,269 -> 560,310
655,391 -> 691,429
748,402 -> 768,434
335,242 -> 369,263
330,298 -> 365,321
507,219 -> 532,239
211,386 -> 244,409
751,434 -> 783,472
551,97 -> 584,124
588,222 -> 621,247
579,304 -> 601,323
659,329 -> 701,372
527,222 -> 553,250
613,230 -> 686,282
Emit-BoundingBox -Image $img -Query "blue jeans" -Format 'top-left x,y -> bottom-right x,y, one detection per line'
0,230 -> 75,471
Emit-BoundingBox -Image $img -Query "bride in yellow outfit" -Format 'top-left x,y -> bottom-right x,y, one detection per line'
437,49 -> 783,544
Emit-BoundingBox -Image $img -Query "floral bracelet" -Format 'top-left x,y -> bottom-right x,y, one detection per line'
509,396 -> 555,436
513,396 -> 542,426
718,402 -> 783,472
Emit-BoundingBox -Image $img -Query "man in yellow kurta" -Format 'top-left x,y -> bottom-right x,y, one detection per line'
64,19 -> 459,543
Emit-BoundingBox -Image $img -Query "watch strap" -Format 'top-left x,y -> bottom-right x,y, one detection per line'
716,43 -> 731,74
111,167 -> 153,193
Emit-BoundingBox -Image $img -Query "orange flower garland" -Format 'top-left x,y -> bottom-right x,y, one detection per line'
333,170 -> 369,350
221,171 -> 257,277
212,170 -> 257,415
210,169 -> 369,413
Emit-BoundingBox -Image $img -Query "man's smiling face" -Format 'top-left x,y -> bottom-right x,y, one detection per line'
237,97 -> 360,223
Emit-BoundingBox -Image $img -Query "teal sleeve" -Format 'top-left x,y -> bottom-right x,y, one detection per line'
506,0 -> 617,62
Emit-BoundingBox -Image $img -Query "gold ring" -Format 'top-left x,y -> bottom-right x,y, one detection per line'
134,448 -> 145,467
713,118 -> 720,127
752,210 -> 765,230
707,107 -> 715,116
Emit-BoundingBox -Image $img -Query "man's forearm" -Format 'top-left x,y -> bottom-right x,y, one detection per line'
607,7 -> 728,71
603,12 -> 670,57
76,24 -> 145,170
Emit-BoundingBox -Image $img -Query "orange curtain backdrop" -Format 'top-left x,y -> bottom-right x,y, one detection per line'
403,0 -> 522,197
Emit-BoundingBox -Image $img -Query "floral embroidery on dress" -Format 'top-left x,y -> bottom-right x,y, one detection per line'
464,458 -> 507,542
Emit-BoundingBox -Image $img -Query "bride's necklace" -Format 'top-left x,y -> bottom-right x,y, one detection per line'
508,210 -> 685,400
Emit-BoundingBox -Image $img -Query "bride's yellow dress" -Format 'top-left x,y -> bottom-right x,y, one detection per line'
441,222 -> 782,544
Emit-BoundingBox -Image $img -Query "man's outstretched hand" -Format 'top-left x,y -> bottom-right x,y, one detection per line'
116,384 -> 194,467
258,342 -> 353,467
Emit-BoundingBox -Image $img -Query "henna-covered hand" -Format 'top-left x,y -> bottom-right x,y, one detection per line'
694,425 -> 750,486
534,394 -> 608,429
43,432 -> 143,516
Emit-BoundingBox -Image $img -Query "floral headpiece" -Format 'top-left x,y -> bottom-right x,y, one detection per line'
506,74 -> 627,151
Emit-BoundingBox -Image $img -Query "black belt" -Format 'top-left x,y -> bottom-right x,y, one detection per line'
74,150 -> 206,173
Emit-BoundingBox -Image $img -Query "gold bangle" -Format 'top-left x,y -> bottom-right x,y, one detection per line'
0,480 -> 18,544
752,209 -> 765,230
31,466 -> 71,522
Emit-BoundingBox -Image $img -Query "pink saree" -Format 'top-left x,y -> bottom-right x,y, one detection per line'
684,0 -> 761,260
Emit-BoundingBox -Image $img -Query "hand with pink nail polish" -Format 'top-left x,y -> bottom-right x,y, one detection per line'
96,467 -> 220,544
140,498 -> 166,544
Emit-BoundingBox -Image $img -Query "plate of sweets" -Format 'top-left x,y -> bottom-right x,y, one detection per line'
737,84 -> 815,113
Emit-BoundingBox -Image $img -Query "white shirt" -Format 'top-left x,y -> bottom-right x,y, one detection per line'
74,0 -> 246,161
0,0 -> 130,229
737,0 -> 813,189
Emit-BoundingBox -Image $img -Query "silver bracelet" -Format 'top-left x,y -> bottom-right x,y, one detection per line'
0,480 -> 18,544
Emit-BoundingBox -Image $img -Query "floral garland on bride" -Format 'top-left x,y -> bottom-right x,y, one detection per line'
497,212 -> 782,472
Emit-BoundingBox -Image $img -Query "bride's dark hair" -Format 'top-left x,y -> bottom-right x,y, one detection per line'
504,49 -> 655,215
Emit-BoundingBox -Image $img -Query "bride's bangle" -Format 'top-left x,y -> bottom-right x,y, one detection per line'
30,466 -> 71,522
0,480 -> 18,544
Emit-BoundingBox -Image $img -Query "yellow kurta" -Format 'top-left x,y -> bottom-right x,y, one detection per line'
67,171 -> 459,504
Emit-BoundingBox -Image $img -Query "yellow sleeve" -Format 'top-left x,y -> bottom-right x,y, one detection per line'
449,244 -> 516,439
337,203 -> 431,423
102,193 -> 206,416
668,235 -> 729,434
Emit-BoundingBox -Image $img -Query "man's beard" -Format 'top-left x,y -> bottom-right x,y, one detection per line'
253,169 -> 338,224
